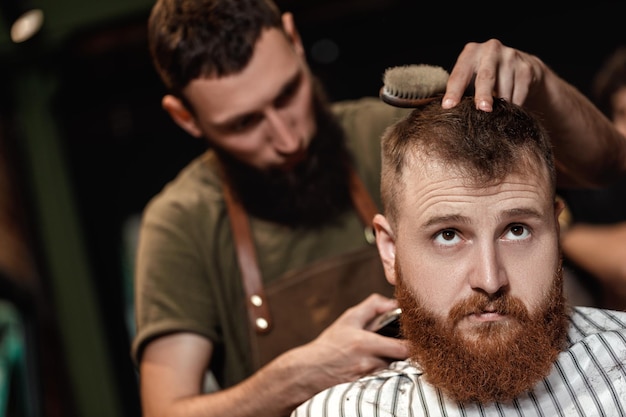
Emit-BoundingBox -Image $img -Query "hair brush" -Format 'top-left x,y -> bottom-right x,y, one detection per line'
380,64 -> 449,108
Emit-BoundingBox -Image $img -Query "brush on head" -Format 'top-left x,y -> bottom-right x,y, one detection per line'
380,64 -> 449,108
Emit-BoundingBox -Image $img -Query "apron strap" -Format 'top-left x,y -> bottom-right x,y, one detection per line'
223,165 -> 379,334
347,167 -> 378,244
222,179 -> 273,334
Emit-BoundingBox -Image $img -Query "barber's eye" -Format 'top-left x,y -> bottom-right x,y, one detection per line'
275,77 -> 301,108
231,113 -> 263,132
275,87 -> 295,107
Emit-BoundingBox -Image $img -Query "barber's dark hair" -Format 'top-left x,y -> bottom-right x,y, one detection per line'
591,46 -> 626,119
380,97 -> 556,225
148,0 -> 283,96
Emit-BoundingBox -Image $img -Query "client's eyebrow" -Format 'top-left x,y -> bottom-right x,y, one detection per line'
423,214 -> 469,229
500,207 -> 543,221
422,207 -> 543,229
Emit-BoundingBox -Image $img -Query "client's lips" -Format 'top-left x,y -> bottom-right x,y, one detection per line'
472,311 -> 503,322
467,304 -> 506,322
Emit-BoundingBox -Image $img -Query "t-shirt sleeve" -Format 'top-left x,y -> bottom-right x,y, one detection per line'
131,161 -> 229,367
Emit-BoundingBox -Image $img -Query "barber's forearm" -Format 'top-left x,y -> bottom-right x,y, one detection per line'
527,67 -> 626,187
229,351 -> 321,417
148,359 -> 312,417
561,223 -> 626,285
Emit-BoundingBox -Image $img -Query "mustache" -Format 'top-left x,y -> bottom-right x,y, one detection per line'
448,292 -> 530,325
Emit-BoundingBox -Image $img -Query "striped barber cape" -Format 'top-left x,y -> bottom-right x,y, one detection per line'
291,306 -> 626,417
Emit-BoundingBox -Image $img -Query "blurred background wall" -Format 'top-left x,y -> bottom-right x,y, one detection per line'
0,1 -> 624,416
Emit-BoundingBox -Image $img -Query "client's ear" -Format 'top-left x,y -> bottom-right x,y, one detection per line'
373,214 -> 397,286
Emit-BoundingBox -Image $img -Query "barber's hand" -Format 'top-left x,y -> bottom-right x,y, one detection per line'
442,38 -> 545,112
285,293 -> 408,390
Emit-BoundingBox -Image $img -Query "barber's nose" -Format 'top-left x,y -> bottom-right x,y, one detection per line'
265,108 -> 299,154
469,243 -> 508,294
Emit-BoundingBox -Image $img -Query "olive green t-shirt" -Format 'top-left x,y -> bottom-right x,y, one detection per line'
132,97 -> 409,388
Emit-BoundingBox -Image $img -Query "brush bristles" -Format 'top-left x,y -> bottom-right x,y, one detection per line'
380,64 -> 449,108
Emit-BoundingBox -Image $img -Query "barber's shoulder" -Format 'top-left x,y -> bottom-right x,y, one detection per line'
144,150 -> 224,219
332,96 -> 407,117
332,97 -> 410,132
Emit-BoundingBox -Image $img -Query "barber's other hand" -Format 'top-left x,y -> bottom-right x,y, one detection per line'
284,293 -> 408,391
443,38 -> 545,112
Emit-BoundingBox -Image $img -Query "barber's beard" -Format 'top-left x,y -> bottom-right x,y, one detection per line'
216,84 -> 352,228
395,259 -> 569,404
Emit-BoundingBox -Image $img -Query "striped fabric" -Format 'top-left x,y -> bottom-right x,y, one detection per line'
291,306 -> 626,417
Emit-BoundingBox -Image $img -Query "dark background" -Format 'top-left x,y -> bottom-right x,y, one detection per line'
1,1 -> 625,416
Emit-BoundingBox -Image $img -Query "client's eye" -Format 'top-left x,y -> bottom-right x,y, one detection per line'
504,224 -> 530,241
434,229 -> 460,246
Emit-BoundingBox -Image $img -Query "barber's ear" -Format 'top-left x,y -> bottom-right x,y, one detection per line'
162,95 -> 203,138
281,12 -> 305,57
373,214 -> 398,286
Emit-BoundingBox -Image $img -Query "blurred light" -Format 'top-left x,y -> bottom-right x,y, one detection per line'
310,38 -> 340,65
10,8 -> 43,43
1,0 -> 44,43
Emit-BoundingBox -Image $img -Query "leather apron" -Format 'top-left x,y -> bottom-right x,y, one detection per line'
223,167 -> 394,369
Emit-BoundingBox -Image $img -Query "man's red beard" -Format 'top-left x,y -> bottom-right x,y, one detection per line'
395,258 -> 569,404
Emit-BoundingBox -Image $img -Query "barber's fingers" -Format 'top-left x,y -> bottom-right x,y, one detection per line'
442,41 -> 480,109
333,293 -> 399,329
490,44 -> 536,106
443,39 -> 539,111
